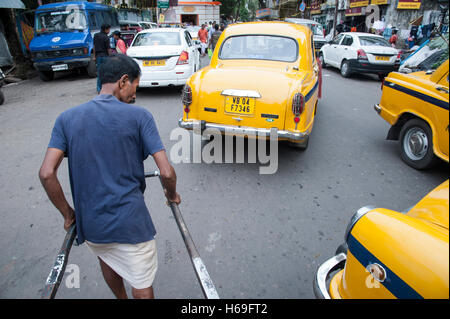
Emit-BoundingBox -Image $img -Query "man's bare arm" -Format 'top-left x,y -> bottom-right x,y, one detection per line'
152,150 -> 181,205
39,148 -> 75,231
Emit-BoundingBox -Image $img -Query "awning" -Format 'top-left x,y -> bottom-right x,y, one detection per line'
0,0 -> 26,9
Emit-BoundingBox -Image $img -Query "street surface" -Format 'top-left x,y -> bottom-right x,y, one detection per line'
0,56 -> 447,298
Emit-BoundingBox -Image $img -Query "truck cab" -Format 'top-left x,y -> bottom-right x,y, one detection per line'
30,1 -> 119,81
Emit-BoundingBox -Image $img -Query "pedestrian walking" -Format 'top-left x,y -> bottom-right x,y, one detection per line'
208,21 -> 216,41
389,28 -> 398,48
209,23 -> 222,52
93,24 -> 111,93
39,54 -> 181,299
198,24 -> 208,57
113,30 -> 127,55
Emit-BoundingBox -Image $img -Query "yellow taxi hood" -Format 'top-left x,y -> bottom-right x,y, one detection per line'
407,180 -> 449,230
191,62 -> 305,100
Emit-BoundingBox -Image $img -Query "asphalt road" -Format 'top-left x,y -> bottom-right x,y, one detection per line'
0,57 -> 447,299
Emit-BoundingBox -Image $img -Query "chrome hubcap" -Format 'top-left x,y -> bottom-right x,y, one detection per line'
404,128 -> 428,160
341,63 -> 348,74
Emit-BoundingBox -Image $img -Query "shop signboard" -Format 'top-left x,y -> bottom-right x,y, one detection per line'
350,0 -> 369,7
345,7 -> 365,16
397,0 -> 421,9
311,0 -> 321,15
256,8 -> 271,18
371,0 -> 389,4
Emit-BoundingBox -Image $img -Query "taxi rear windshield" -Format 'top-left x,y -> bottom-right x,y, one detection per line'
132,32 -> 181,46
219,35 -> 298,62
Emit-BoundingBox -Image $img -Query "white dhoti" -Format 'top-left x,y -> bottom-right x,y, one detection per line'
86,239 -> 158,290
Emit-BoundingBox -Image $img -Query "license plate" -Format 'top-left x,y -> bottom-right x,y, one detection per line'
375,56 -> 390,61
51,64 -> 68,71
225,96 -> 255,115
143,60 -> 165,67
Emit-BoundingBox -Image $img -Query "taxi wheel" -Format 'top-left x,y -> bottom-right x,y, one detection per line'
289,137 -> 309,150
399,119 -> 438,170
340,60 -> 351,78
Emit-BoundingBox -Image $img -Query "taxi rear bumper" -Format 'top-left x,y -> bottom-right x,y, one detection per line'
178,119 -> 309,144
313,253 -> 347,299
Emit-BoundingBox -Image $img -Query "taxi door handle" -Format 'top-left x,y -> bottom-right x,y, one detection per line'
436,86 -> 449,94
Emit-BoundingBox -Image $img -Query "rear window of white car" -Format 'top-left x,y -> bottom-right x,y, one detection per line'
219,35 -> 298,62
358,36 -> 390,47
132,32 -> 181,46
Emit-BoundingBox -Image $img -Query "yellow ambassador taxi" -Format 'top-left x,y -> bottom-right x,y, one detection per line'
314,179 -> 449,299
374,59 -> 449,169
178,21 -> 321,149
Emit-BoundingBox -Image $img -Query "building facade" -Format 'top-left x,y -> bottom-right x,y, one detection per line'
278,0 -> 448,40
157,0 -> 221,25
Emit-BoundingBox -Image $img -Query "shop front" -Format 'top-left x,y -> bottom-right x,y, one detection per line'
158,1 -> 221,26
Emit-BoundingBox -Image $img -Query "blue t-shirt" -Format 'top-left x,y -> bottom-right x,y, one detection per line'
48,94 -> 165,245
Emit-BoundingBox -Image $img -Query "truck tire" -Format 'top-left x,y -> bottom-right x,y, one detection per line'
0,90 -> 4,105
38,70 -> 54,82
399,118 -> 439,170
86,56 -> 97,78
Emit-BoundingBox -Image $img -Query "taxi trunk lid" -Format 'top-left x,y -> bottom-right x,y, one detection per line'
128,45 -> 183,71
193,65 -> 301,130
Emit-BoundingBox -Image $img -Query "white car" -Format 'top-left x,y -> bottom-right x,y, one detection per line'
284,18 -> 326,51
319,32 -> 400,80
126,28 -> 200,88
184,25 -> 201,41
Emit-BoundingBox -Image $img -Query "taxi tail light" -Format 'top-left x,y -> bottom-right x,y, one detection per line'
182,84 -> 192,107
177,51 -> 189,65
292,93 -> 305,116
396,51 -> 401,61
357,49 -> 368,60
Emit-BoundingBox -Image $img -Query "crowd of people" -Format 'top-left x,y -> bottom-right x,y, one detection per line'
197,21 -> 225,57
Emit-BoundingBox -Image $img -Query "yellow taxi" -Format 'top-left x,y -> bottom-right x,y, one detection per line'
178,21 -> 321,149
374,59 -> 449,169
314,179 -> 449,299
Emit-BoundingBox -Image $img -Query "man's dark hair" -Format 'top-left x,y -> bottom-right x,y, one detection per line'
101,24 -> 111,32
99,55 -> 141,85
214,24 -> 219,31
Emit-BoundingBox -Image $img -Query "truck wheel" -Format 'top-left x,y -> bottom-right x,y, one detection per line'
86,57 -> 97,78
38,70 -> 54,82
340,60 -> 351,78
0,90 -> 4,105
399,118 -> 438,170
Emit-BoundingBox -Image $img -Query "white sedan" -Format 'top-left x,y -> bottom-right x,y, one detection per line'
319,32 -> 400,80
126,28 -> 200,88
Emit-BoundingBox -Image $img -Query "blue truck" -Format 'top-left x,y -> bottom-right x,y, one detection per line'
29,1 -> 119,81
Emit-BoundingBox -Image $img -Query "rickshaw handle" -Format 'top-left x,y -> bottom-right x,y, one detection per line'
145,170 -> 220,299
